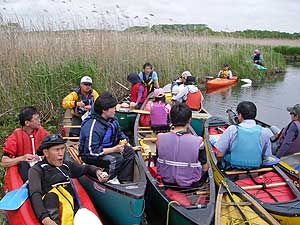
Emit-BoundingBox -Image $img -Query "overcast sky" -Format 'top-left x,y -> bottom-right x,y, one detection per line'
0,0 -> 299,33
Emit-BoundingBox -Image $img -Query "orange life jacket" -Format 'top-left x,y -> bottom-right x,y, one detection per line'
186,90 -> 202,111
219,70 -> 229,79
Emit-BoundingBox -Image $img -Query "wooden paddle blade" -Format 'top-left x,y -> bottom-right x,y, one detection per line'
0,182 -> 28,210
74,208 -> 103,225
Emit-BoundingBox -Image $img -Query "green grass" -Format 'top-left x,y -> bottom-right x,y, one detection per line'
273,45 -> 300,55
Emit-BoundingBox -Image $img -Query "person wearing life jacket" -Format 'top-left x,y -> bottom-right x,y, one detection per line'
217,64 -> 233,79
62,75 -> 99,137
252,49 -> 264,66
29,134 -> 108,225
172,73 -> 203,111
138,62 -> 159,93
127,73 -> 147,109
79,92 -> 140,183
150,88 -> 171,130
156,103 -> 208,187
215,101 -> 274,169
1,106 -> 49,181
275,104 -> 300,158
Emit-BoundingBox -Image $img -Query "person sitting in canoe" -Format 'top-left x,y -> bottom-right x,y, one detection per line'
138,62 -> 159,93
215,101 -> 273,170
252,49 -> 264,66
150,88 -> 171,130
29,134 -> 108,225
62,75 -> 99,137
127,73 -> 147,109
275,104 -> 300,158
1,106 -> 49,181
156,103 -> 209,187
172,73 -> 203,111
78,92 -> 140,183
170,71 -> 191,97
217,63 -> 233,79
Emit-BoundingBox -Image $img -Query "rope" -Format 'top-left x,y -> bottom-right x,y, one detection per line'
166,201 -> 179,225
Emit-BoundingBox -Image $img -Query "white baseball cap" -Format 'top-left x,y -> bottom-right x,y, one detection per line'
80,76 -> 93,84
181,71 -> 192,80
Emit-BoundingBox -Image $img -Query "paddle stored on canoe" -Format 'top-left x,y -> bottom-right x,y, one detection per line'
215,178 -> 280,225
206,76 -> 238,90
133,93 -> 215,225
204,116 -> 300,224
2,165 -> 101,225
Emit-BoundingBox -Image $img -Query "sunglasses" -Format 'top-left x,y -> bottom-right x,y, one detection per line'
44,134 -> 64,142
83,82 -> 92,86
290,112 -> 296,115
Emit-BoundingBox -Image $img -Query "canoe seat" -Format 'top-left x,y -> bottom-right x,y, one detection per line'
165,189 -> 192,206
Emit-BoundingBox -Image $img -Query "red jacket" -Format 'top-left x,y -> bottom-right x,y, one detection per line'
130,83 -> 147,104
3,127 -> 49,158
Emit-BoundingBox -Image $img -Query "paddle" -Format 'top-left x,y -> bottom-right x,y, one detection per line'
0,181 -> 29,210
116,81 -> 130,91
240,78 -> 252,84
70,180 -> 103,225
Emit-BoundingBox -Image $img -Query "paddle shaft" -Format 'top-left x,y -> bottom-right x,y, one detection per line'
116,81 -> 130,91
241,182 -> 287,191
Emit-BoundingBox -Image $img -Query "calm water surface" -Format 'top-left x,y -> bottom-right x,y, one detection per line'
203,62 -> 300,128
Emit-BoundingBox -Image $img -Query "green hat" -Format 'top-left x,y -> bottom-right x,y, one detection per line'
37,134 -> 66,156
287,104 -> 300,116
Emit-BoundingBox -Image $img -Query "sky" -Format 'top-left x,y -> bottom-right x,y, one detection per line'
0,0 -> 299,33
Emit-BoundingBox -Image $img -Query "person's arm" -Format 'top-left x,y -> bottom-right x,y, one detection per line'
152,71 -> 159,88
171,87 -> 188,102
29,166 -> 52,224
217,70 -> 222,78
214,126 -> 235,162
62,92 -> 79,109
1,154 -> 37,168
136,85 -> 144,104
276,123 -> 298,158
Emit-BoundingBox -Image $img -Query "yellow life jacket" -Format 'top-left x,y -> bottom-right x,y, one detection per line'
219,70 -> 229,79
43,185 -> 74,225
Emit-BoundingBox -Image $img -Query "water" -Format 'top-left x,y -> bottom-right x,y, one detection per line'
203,62 -> 300,128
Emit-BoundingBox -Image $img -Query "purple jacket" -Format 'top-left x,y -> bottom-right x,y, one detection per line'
150,102 -> 168,126
276,120 -> 300,158
156,132 -> 203,187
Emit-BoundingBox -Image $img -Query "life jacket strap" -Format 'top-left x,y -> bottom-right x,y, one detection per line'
157,158 -> 201,168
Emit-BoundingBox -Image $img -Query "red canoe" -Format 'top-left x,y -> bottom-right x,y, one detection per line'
206,76 -> 238,90
3,166 -> 102,225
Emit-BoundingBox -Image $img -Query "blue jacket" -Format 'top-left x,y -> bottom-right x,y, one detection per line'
78,108 -> 128,159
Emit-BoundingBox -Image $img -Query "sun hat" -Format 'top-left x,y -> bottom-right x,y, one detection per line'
37,134 -> 66,156
80,76 -> 93,84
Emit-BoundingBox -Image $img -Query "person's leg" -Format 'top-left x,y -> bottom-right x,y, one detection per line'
18,161 -> 30,182
101,153 -> 124,180
69,116 -> 82,137
117,145 -> 135,182
43,192 -> 60,224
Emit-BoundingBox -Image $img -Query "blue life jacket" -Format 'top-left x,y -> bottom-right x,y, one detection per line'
224,125 -> 263,169
102,119 -> 119,148
74,88 -> 94,116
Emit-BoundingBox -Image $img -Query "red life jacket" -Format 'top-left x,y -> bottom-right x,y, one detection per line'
3,127 -> 49,158
130,83 -> 147,104
186,90 -> 202,111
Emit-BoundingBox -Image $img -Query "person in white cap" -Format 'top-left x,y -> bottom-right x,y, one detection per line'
62,75 -> 99,137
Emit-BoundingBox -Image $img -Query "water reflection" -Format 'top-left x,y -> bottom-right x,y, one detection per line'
203,63 -> 300,128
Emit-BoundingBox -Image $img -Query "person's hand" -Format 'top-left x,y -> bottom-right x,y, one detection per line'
23,154 -> 35,162
76,101 -> 85,107
96,170 -> 109,183
84,105 -> 91,111
132,146 -> 141,151
113,144 -> 125,153
42,217 -> 58,225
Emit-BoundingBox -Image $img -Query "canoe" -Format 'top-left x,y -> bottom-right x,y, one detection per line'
254,64 -> 267,71
133,93 -> 215,225
204,116 -> 300,224
60,107 -> 147,225
2,165 -> 101,225
65,142 -> 147,225
206,76 -> 238,90
215,178 -> 279,225
115,109 -> 137,135
206,82 -> 236,95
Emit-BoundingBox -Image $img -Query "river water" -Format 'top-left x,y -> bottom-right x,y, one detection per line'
203,62 -> 300,128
